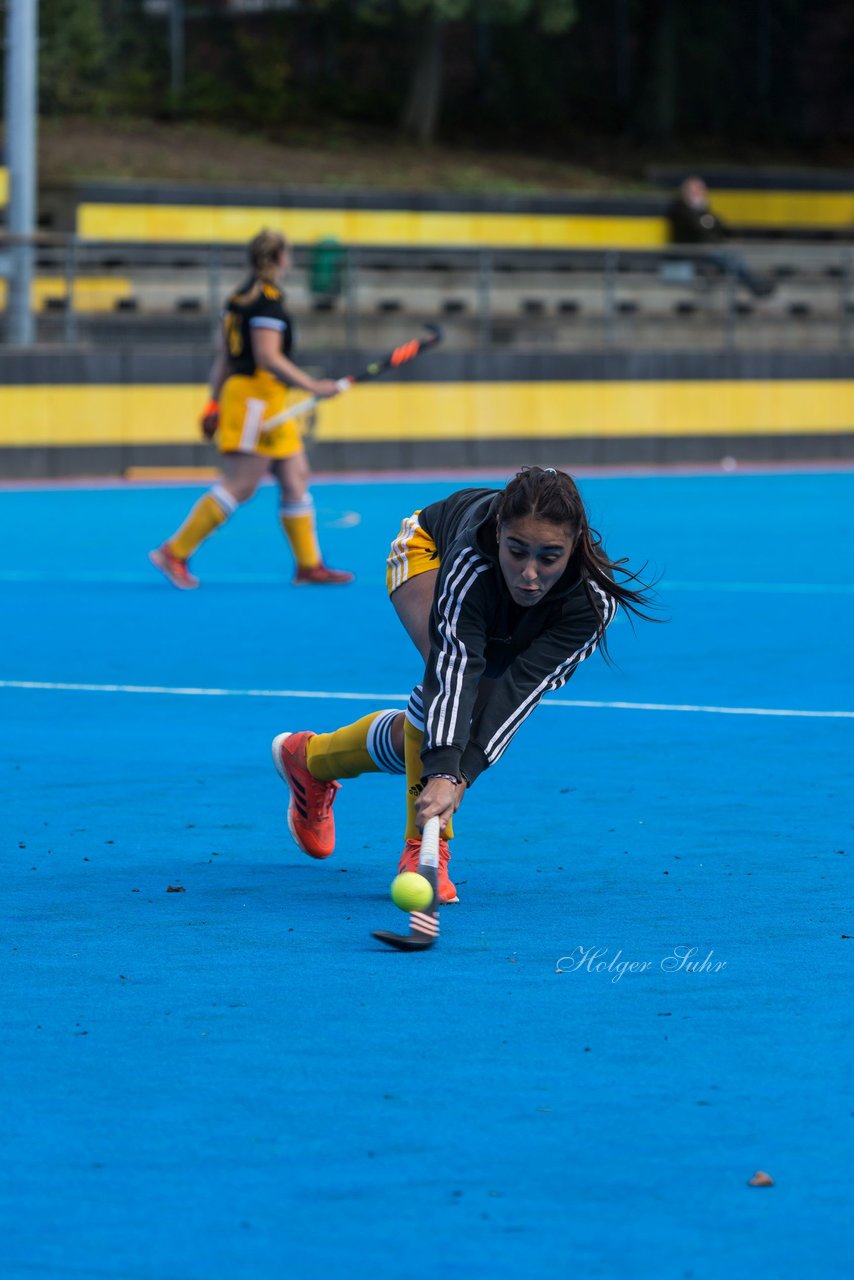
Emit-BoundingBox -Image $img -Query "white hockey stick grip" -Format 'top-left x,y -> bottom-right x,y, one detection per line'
261,376 -> 353,431
420,816 -> 441,870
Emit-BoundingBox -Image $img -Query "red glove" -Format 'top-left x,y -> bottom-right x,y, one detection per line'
200,399 -> 220,440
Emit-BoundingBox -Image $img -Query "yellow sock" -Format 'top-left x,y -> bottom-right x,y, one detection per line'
168,492 -> 230,560
306,712 -> 385,782
280,498 -> 320,569
404,718 -> 454,841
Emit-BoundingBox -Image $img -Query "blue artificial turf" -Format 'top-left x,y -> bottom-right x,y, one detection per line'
1,468 -> 852,1279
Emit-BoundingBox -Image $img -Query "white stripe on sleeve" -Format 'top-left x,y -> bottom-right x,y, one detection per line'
483,582 -> 618,764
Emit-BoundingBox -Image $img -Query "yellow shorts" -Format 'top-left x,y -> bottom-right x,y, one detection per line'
386,511 -> 440,596
217,371 -> 307,459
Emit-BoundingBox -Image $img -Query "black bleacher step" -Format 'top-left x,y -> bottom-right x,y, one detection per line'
115,297 -> 139,312
674,301 -> 698,316
442,299 -> 468,314
377,299 -> 402,313
617,300 -> 639,315
176,298 -> 203,312
521,299 -> 545,316
788,302 -> 812,317
557,300 -> 580,315
734,301 -> 754,316
43,297 -> 68,312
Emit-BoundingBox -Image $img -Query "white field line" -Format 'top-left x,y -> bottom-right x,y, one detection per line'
1,679 -> 852,719
0,569 -> 852,595
664,580 -> 854,595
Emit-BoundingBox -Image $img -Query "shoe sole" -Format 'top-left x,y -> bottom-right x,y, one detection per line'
271,732 -> 332,859
148,549 -> 198,590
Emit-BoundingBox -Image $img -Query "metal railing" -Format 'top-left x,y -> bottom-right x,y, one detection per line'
1,234 -> 852,352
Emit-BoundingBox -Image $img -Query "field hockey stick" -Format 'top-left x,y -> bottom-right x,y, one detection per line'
373,816 -> 441,952
261,323 -> 443,430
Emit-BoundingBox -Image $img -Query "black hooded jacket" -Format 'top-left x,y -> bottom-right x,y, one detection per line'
415,488 -> 617,784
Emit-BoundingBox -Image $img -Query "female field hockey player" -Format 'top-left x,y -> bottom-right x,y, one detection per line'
150,228 -> 353,589
271,466 -> 656,903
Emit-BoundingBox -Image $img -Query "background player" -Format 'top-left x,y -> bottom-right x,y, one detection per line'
150,228 -> 353,589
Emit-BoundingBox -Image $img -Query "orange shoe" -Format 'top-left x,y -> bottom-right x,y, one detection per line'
399,836 -> 459,904
272,731 -> 340,859
149,545 -> 199,590
293,563 -> 354,586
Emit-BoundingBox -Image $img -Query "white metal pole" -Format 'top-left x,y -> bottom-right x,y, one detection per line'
5,0 -> 38,345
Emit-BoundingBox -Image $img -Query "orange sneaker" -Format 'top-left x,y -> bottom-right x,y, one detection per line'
293,563 -> 354,586
399,836 -> 459,904
149,545 -> 199,590
272,731 -> 340,859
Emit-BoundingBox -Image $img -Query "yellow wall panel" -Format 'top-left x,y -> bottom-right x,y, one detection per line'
0,380 -> 851,450
0,386 -> 202,447
712,189 -> 854,228
0,276 -> 133,311
76,203 -> 669,250
77,189 -> 854,245
312,381 -> 854,440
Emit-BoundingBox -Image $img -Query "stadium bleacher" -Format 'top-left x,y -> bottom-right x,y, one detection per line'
2,170 -> 851,474
1,172 -> 843,355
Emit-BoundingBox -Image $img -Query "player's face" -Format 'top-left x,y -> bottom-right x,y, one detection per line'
497,515 -> 574,606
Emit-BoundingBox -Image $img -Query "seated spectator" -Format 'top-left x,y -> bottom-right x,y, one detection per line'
667,176 -> 775,298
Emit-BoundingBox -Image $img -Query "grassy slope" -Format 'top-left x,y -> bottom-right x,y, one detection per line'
37,116 -> 651,195
34,116 -> 854,198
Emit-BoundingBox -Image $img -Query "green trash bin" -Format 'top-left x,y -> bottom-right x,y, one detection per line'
309,237 -> 345,299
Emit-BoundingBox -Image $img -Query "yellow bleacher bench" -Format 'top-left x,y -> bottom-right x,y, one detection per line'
0,276 -> 134,312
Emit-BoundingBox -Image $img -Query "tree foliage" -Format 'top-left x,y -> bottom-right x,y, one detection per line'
39,0 -> 110,114
22,0 -> 854,152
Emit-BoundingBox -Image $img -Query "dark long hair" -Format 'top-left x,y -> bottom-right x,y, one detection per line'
495,466 -> 660,652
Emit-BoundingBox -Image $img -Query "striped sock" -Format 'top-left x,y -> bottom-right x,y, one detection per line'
306,710 -> 404,782
366,709 -> 406,775
279,494 -> 321,569
168,485 -> 237,560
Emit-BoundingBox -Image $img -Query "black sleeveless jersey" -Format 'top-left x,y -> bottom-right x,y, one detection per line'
222,276 -> 294,376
